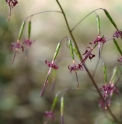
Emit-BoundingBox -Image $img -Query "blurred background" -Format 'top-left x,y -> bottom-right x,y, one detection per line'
0,0 -> 122,124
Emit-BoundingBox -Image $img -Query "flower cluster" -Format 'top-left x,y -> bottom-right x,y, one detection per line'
45,111 -> 55,122
99,83 -> 118,109
94,35 -> 106,44
68,63 -> 83,73
82,47 -> 95,63
11,39 -> 33,54
11,42 -> 23,52
23,39 -> 33,48
23,39 -> 33,57
45,60 -> 58,69
113,30 -> 122,39
118,56 -> 122,64
6,0 -> 18,7
11,39 -> 33,62
6,0 -> 18,20
11,41 -> 24,63
94,35 -> 106,59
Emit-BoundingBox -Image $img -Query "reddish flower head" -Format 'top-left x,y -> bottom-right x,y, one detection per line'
23,39 -> 33,48
11,42 -> 23,52
99,99 -> 110,110
23,39 -> 33,58
94,35 -> 106,44
11,41 -> 24,63
68,63 -> 83,73
6,0 -> 18,7
113,30 -> 122,39
6,0 -> 18,20
45,111 -> 55,122
100,83 -> 118,98
99,83 -> 118,109
45,60 -> 58,69
82,47 -> 95,63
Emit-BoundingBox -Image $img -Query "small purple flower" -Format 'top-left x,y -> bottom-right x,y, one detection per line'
23,39 -> 33,58
82,47 -> 95,63
99,83 -> 118,109
94,35 -> 106,44
6,0 -> 18,7
45,111 -> 55,122
93,35 -> 106,59
23,39 -> 33,48
11,42 -> 23,51
99,99 -> 110,110
6,0 -> 18,20
100,83 -> 118,98
113,30 -> 122,39
11,41 -> 24,63
45,60 -> 58,69
68,63 -> 83,73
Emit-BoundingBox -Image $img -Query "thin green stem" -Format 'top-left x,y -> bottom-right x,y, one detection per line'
24,10 -> 62,21
71,8 -> 103,32
56,0 -> 119,123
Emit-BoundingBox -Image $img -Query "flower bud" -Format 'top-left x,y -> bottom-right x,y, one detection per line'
53,42 -> 61,60
28,21 -> 31,39
68,38 -> 74,60
60,97 -> 64,124
18,21 -> 26,40
51,94 -> 58,111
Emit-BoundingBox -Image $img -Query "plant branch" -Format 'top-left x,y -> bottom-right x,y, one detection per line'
56,0 -> 119,123
56,0 -> 102,100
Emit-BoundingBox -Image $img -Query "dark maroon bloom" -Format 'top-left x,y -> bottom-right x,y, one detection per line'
23,39 -> 33,47
68,63 -> 83,73
45,60 -> 58,69
99,83 -> 118,109
82,47 -> 95,63
99,99 -> 110,110
93,35 -> 106,59
11,42 -> 24,63
6,0 -> 18,7
118,57 -> 122,63
45,111 -> 55,122
100,83 -> 118,98
23,39 -> 34,58
94,35 -> 106,44
113,30 -> 122,39
6,0 -> 18,20
11,42 -> 23,51
89,54 -> 95,60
